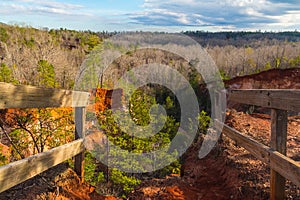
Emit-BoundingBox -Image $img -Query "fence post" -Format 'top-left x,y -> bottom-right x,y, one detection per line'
270,109 -> 288,200
74,107 -> 86,182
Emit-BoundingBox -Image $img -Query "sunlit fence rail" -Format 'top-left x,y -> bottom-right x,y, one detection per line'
0,83 -> 299,200
215,89 -> 300,200
0,82 -> 89,193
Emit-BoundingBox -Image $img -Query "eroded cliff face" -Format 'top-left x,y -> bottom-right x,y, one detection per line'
224,68 -> 300,90
223,68 -> 300,112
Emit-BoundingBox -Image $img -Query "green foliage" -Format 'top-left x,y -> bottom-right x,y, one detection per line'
165,96 -> 174,109
275,57 -> 281,68
219,69 -> 230,80
289,54 -> 300,67
6,108 -> 74,158
264,61 -> 272,70
0,63 -> 18,84
37,60 -> 59,88
99,90 -> 179,154
10,129 -> 28,159
153,159 -> 181,177
24,37 -> 35,48
198,110 -> 211,133
188,67 -> 202,89
77,44 -> 103,90
87,34 -> 101,50
0,153 -> 7,166
75,32 -> 102,51
96,88 -> 183,197
129,89 -> 155,126
0,27 -> 8,42
99,109 -> 177,154
110,168 -> 141,196
84,152 -> 105,186
264,57 -> 282,70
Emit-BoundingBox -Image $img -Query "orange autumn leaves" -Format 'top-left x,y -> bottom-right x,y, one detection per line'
0,107 -> 74,159
90,88 -> 123,115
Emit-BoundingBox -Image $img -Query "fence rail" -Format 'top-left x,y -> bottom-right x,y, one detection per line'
217,89 -> 300,200
228,89 -> 300,112
0,139 -> 84,193
215,120 -> 300,187
0,82 -> 89,109
0,83 -> 299,199
0,82 -> 89,193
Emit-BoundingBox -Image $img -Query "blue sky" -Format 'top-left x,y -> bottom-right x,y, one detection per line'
0,0 -> 299,32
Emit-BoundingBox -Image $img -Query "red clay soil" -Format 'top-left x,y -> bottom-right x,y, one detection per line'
129,140 -> 242,200
224,67 -> 300,89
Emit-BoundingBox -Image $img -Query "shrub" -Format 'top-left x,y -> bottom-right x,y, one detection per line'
84,152 -> 105,186
0,27 -> 8,42
37,60 -> 59,88
110,168 -> 141,197
0,63 -> 18,84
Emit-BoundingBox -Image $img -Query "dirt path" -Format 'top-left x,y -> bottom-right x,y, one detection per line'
129,110 -> 300,199
129,137 -> 242,199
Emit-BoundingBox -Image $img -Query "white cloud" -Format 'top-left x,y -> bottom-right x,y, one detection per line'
177,14 -> 190,24
0,0 -> 90,16
0,0 -> 299,31
129,0 -> 300,30
269,10 -> 300,27
13,0 -> 83,9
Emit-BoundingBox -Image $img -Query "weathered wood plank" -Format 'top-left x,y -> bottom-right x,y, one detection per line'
215,120 -> 270,163
270,109 -> 288,200
0,139 -> 84,193
0,82 -> 90,109
270,109 -> 288,154
228,89 -> 300,112
269,151 -> 300,188
214,120 -> 300,187
74,107 -> 86,182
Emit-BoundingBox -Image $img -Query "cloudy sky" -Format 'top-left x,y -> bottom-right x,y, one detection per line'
0,0 -> 299,32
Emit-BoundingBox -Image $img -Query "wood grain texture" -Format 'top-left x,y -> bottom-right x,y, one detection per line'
0,139 -> 84,193
215,120 -> 300,188
0,82 -> 90,109
228,89 -> 300,112
270,109 -> 288,200
74,107 -> 86,182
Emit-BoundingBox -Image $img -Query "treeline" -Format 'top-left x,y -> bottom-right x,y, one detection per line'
182,31 -> 300,78
0,23 -> 105,89
183,30 -> 300,47
1,23 -> 300,89
206,42 -> 300,78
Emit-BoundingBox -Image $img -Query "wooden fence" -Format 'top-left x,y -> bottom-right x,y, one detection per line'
0,82 -> 89,193
215,89 -> 300,200
0,83 -> 299,200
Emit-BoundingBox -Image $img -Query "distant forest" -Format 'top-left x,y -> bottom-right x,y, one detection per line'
0,22 -> 299,89
183,30 -> 300,47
